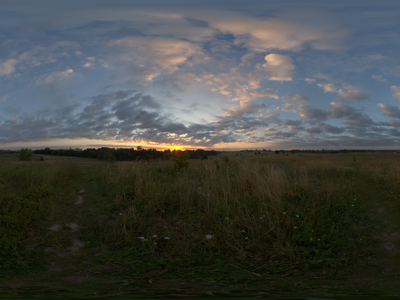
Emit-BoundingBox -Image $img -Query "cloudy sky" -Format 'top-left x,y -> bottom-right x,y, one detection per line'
1,0 -> 400,150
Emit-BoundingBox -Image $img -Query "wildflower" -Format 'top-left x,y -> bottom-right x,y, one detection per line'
310,238 -> 314,241
119,213 -> 123,215
226,217 -> 229,220
152,235 -> 158,238
164,237 -> 170,240
138,237 -> 145,239
154,242 -> 157,245
296,215 -> 299,218
352,205 -> 354,206
294,226 -> 297,229
245,237 -> 248,239
283,212 -> 286,215
205,234 -> 213,239
242,230 -> 245,232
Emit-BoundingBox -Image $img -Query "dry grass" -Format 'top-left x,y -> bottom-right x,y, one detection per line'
94,154 -> 367,266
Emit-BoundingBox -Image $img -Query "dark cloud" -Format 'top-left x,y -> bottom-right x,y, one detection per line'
0,89 -> 246,146
379,103 -> 400,119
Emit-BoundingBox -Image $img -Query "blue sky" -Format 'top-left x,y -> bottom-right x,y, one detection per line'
1,0 -> 400,150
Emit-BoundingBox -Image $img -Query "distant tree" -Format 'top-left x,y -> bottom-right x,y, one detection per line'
19,148 -> 33,161
201,153 -> 208,160
40,156 -> 45,161
275,150 -> 279,155
104,151 -> 116,163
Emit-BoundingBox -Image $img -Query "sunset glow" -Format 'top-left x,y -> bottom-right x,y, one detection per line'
1,1 -> 400,150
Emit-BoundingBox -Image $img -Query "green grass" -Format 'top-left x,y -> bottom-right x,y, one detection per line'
1,152 -> 400,298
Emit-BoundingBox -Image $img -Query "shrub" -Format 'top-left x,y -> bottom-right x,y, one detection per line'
201,154 -> 208,160
19,148 -> 33,161
104,151 -> 116,163
221,155 -> 230,164
40,156 -> 45,161
171,150 -> 190,170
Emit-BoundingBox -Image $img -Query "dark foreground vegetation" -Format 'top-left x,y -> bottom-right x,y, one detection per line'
1,152 -> 400,299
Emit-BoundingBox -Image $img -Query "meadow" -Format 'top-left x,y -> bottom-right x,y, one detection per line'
1,151 -> 400,299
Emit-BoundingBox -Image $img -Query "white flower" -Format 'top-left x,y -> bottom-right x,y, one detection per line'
245,237 -> 248,239
226,217 -> 229,219
119,213 -> 123,215
205,234 -> 213,239
152,235 -> 158,238
138,237 -> 145,239
242,230 -> 245,232
294,226 -> 297,229
283,212 -> 286,215
164,237 -> 170,240
296,215 -> 299,218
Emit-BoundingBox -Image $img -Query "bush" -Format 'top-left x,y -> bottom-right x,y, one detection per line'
104,151 -> 116,163
40,156 -> 45,161
201,154 -> 208,160
19,149 -> 33,161
171,150 -> 190,170
221,155 -> 230,164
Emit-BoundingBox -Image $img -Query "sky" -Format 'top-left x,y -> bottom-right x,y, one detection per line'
1,0 -> 400,150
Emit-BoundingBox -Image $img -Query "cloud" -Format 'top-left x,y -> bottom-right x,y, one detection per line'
371,74 -> 386,82
299,105 -> 328,120
260,54 -> 295,81
35,69 -> 75,85
113,36 -> 205,76
318,83 -> 368,100
337,84 -> 369,101
326,102 -> 358,118
318,83 -> 338,92
0,59 -> 18,76
305,78 -> 315,83
142,16 -> 216,42
379,103 -> 400,119
0,90 -> 268,147
248,89 -> 279,100
391,86 -> 400,101
205,15 -> 345,52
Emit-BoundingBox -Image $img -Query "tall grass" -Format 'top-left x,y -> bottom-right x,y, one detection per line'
0,160 -> 82,267
95,157 -> 364,268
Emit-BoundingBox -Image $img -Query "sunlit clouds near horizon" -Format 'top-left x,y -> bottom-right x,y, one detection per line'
1,0 -> 400,150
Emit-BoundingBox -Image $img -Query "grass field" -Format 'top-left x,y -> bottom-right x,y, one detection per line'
1,152 -> 400,299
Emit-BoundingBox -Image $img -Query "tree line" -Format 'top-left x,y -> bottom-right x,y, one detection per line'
32,147 -> 219,162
